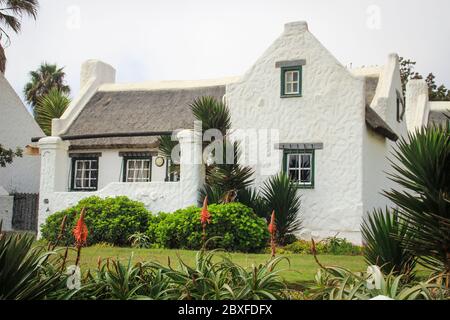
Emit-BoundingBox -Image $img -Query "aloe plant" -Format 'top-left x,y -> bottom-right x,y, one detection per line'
0,231 -> 66,300
311,266 -> 448,300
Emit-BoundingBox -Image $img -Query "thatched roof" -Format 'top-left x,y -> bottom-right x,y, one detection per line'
66,85 -> 225,150
365,105 -> 399,141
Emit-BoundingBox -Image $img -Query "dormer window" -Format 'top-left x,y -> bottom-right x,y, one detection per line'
276,60 -> 305,98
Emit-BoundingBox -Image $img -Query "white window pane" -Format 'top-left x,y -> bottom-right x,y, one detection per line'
293,71 -> 299,81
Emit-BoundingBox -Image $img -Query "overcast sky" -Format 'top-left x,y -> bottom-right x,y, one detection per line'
4,0 -> 450,104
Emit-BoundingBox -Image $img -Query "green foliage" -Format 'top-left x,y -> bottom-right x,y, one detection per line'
260,173 -> 302,245
128,232 -> 151,249
399,56 -> 450,101
284,238 -> 362,256
204,141 -> 255,201
361,208 -> 416,276
73,249 -> 288,300
24,62 -> 70,109
0,231 -> 66,300
34,88 -> 71,135
41,196 -> 151,246
237,187 -> 268,218
148,203 -> 270,253
190,96 -> 231,135
0,0 -> 38,73
384,125 -> 449,273
310,266 -> 448,300
0,144 -> 22,167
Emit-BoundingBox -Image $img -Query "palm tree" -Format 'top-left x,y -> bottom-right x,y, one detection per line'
0,0 -> 39,73
34,88 -> 70,135
23,62 -> 70,109
384,124 -> 449,280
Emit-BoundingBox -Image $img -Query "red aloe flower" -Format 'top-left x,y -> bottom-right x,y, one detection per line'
200,196 -> 211,248
73,208 -> 88,247
268,210 -> 276,257
200,196 -> 211,225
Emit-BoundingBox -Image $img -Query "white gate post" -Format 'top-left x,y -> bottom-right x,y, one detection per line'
177,129 -> 204,208
37,137 -> 69,238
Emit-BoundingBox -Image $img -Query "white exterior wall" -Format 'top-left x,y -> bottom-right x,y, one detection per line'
227,22 -> 366,243
67,150 -> 168,191
37,130 -> 202,237
362,54 -> 409,221
0,186 -> 13,231
0,73 -> 44,194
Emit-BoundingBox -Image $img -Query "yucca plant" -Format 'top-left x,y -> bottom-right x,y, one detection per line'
260,173 -> 302,245
384,125 -> 449,277
361,208 -> 416,276
0,230 -> 66,300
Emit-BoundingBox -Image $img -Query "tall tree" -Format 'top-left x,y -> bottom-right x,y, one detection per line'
34,88 -> 71,135
0,0 -> 38,73
399,56 -> 450,101
23,62 -> 70,109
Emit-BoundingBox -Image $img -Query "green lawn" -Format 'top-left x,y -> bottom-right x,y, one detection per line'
58,246 -> 366,285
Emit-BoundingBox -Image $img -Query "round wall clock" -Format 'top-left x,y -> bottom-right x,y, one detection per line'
155,156 -> 165,167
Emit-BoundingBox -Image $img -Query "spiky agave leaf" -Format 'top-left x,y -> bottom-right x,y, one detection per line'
361,208 -> 417,276
260,173 -> 302,245
383,124 -> 449,273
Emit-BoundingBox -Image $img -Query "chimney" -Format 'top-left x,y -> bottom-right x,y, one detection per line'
284,21 -> 308,35
80,59 -> 116,89
405,79 -> 429,132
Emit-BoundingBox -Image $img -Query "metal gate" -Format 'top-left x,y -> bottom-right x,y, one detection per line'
12,193 -> 39,233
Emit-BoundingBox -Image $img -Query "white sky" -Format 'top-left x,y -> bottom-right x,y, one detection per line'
4,0 -> 450,103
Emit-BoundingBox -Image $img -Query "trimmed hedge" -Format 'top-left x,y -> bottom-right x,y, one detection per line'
41,196 -> 151,246
148,203 -> 270,253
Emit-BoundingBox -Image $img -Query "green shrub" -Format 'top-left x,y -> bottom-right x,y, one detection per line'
41,196 -> 151,246
283,238 -> 362,256
148,203 -> 269,253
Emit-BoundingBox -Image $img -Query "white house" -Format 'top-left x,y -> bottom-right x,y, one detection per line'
0,72 -> 44,231
36,21 -> 449,243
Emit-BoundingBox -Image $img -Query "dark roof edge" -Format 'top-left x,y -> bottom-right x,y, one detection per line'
365,105 -> 399,142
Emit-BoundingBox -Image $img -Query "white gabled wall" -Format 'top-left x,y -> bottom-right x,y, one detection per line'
0,73 -> 44,195
227,21 -> 366,243
362,54 -> 408,222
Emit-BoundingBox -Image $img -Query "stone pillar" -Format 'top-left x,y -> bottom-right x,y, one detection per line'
37,137 -> 70,237
0,186 -> 13,231
177,129 -> 204,208
405,79 -> 429,132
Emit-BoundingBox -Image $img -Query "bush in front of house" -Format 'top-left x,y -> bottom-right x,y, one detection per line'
41,196 -> 151,246
283,237 -> 363,256
148,203 -> 270,253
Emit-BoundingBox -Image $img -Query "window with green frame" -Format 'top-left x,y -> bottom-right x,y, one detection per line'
282,149 -> 314,188
281,66 -> 302,97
